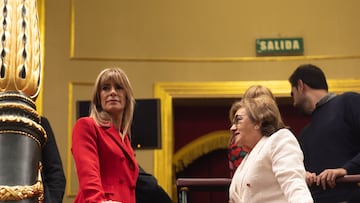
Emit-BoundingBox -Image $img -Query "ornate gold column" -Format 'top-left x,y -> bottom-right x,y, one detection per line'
0,0 -> 46,202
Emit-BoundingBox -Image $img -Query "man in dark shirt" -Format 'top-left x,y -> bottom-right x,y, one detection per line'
288,64 -> 360,203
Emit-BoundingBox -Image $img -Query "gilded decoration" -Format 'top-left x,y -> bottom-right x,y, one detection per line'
0,0 -> 45,202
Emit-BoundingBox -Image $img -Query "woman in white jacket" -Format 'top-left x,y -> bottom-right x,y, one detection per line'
228,95 -> 313,203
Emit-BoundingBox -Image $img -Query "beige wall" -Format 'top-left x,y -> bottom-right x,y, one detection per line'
43,0 -> 360,202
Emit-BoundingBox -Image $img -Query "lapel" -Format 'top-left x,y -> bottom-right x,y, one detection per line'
231,136 -> 268,198
105,125 -> 135,162
238,136 -> 268,176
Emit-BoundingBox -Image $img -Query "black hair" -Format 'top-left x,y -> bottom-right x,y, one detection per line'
288,64 -> 328,91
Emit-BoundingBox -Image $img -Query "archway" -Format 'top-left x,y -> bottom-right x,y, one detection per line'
153,79 -> 360,198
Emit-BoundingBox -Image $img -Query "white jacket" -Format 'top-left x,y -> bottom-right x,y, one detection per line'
229,129 -> 313,203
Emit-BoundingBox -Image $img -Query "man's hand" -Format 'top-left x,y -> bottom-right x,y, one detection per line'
305,171 -> 317,187
316,168 -> 347,190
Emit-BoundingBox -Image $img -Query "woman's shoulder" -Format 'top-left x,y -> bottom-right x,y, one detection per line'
276,128 -> 293,134
270,128 -> 296,140
74,117 -> 111,130
75,117 -> 94,123
73,117 -> 97,128
268,129 -> 301,153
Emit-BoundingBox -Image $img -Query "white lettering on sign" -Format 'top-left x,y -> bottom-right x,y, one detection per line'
259,40 -> 301,51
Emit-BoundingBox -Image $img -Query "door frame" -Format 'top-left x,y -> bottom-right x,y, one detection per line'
153,79 -> 360,197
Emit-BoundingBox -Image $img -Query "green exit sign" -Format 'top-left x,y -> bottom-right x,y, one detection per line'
256,38 -> 304,56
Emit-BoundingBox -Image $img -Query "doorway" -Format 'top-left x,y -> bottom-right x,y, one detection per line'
153,79 -> 360,200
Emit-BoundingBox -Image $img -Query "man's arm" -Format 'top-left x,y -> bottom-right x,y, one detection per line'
41,117 -> 66,203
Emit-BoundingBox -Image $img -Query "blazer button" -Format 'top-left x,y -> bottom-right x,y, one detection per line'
129,164 -> 134,170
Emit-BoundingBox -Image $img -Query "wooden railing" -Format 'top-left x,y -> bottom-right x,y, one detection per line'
176,175 -> 360,203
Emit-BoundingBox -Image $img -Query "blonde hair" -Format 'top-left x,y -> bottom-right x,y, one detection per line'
89,68 -> 135,136
243,85 -> 275,100
240,95 -> 285,137
229,85 -> 275,122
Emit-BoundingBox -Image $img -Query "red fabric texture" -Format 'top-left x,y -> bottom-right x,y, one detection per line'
72,117 -> 138,203
228,144 -> 250,177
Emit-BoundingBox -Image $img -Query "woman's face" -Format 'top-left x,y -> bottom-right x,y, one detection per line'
230,107 -> 261,149
100,80 -> 126,117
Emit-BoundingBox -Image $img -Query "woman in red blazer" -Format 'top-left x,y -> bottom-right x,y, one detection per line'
72,68 -> 139,203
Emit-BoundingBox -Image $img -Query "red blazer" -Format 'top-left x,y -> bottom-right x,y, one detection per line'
72,117 -> 139,203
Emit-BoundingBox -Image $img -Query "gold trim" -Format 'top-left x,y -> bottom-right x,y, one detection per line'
70,0 -> 75,58
173,130 -> 229,173
0,0 -> 41,98
0,130 -> 43,148
154,79 -> 360,199
0,103 -> 39,118
154,83 -> 174,196
68,1 -> 360,62
35,0 -> 45,114
0,92 -> 36,107
0,168 -> 43,201
0,180 -> 43,201
0,117 -> 46,142
66,82 -> 74,197
66,82 -> 93,197
70,55 -> 360,62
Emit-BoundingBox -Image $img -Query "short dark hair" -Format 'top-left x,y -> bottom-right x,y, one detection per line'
289,64 -> 328,91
